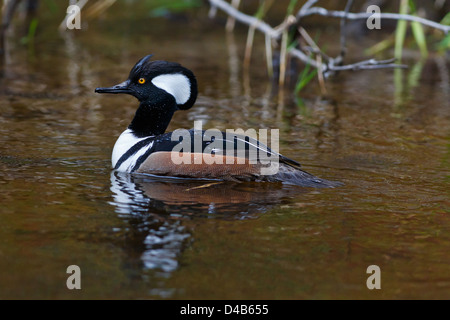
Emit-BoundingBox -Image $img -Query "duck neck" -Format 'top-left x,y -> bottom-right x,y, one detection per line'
128,99 -> 177,138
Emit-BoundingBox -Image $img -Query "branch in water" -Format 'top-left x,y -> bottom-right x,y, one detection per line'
296,7 -> 450,34
208,0 -> 449,78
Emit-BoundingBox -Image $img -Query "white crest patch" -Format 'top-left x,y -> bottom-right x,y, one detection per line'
151,73 -> 191,105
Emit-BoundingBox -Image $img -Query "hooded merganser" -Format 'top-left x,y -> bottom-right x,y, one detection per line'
95,55 -> 341,188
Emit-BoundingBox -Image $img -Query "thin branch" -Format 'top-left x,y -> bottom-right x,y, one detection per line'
297,0 -> 319,16
209,0 -> 275,37
208,4 -> 217,18
244,24 -> 256,69
208,0 -> 319,68
289,47 -> 321,69
1,0 -> 21,56
298,27 -> 332,62
226,0 -> 241,32
265,33 -> 273,78
297,7 -> 450,34
279,27 -> 288,88
209,0 -> 409,75
327,58 -> 408,72
338,0 -> 354,63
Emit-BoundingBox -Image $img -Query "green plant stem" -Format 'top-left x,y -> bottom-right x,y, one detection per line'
395,0 -> 409,62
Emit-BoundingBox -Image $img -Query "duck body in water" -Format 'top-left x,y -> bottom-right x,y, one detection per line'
95,55 -> 342,188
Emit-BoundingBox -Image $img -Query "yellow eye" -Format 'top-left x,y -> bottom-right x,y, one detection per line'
138,78 -> 146,84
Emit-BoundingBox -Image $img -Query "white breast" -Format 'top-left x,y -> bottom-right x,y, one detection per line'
112,129 -> 154,172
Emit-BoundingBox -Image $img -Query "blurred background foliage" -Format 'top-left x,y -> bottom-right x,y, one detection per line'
3,0 -> 448,55
1,0 -> 449,96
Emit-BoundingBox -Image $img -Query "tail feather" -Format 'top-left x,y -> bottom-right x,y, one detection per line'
273,163 -> 343,188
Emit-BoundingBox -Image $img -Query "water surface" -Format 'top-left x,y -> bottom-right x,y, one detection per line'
0,2 -> 449,299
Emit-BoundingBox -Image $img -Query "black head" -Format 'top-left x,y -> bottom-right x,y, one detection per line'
95,54 -> 198,111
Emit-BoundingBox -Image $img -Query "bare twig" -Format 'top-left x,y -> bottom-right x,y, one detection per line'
208,4 -> 217,18
226,0 -> 241,32
209,0 -> 412,75
209,0 -> 275,37
1,0 -> 21,56
338,0 -> 354,64
298,27 -> 332,63
289,47 -> 321,69
208,0 -> 449,89
279,27 -> 288,88
208,0 -> 322,69
244,23 -> 256,69
265,33 -> 273,78
327,58 -> 408,72
296,7 -> 450,34
297,0 -> 319,16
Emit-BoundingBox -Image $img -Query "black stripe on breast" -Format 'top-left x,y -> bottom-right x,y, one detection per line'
114,137 -> 155,170
131,143 -> 157,173
129,132 -> 181,172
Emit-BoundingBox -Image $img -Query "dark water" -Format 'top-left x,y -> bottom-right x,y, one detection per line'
0,2 -> 449,299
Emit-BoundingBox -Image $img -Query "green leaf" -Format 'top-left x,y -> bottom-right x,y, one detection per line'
20,18 -> 39,45
437,33 -> 450,51
440,12 -> 450,26
394,0 -> 409,61
295,59 -> 318,94
411,21 -> 428,57
286,0 -> 299,15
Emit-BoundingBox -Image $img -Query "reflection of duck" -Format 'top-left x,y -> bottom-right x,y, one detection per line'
109,171 -> 307,274
110,171 -> 190,273
110,171 -> 305,216
96,55 -> 342,188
